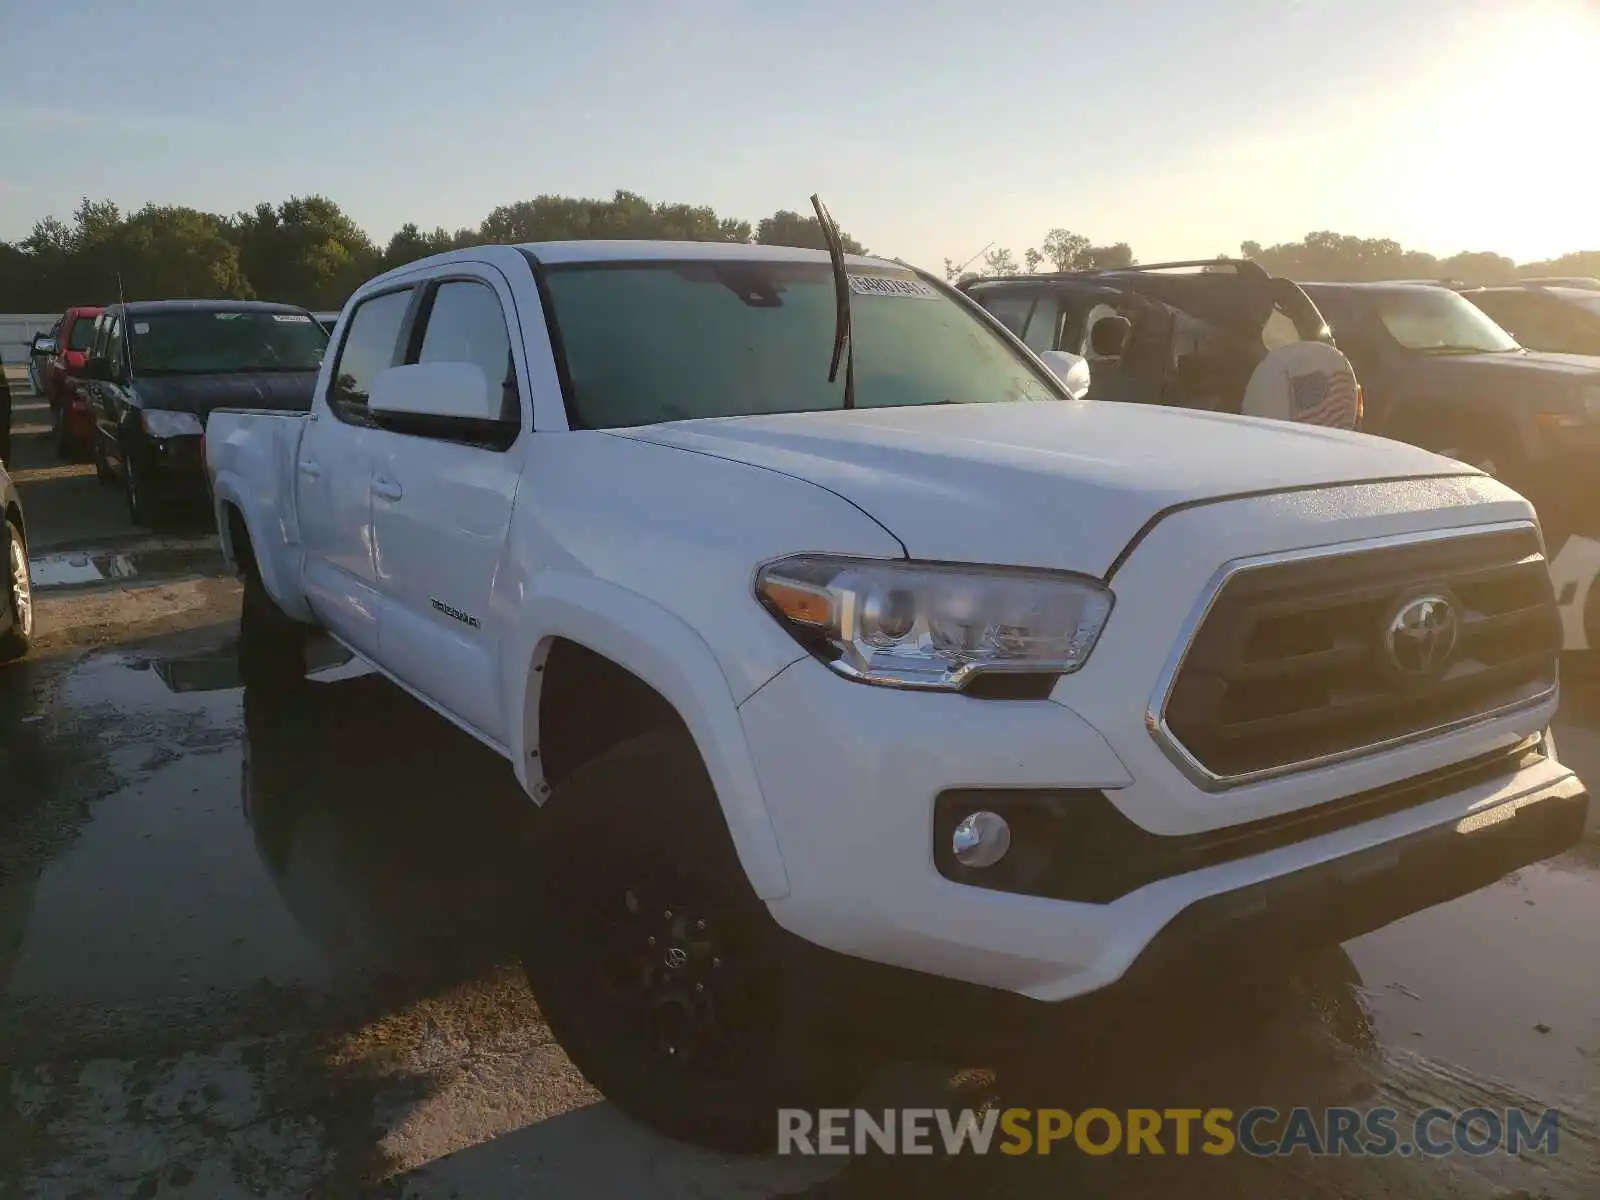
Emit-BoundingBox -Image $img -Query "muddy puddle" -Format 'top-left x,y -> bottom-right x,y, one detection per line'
28,543 -> 228,592
1,639 -> 537,1037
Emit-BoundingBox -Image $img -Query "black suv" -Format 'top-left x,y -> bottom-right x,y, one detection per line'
1298,283 -> 1600,499
961,259 -> 1336,411
1461,284 -> 1600,358
77,300 -> 329,524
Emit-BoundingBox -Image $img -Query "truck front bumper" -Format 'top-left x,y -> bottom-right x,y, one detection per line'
740,656 -> 1586,1005
774,767 -> 1585,1060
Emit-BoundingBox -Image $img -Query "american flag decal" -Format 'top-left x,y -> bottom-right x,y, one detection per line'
1289,370 -> 1358,429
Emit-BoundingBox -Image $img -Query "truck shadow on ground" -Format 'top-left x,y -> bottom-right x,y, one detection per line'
231,665 -> 1404,1197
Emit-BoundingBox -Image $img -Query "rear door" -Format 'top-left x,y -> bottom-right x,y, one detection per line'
367,269 -> 527,746
296,286 -> 414,657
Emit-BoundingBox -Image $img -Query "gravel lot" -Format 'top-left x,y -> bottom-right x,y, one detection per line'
2,365 -> 1597,1197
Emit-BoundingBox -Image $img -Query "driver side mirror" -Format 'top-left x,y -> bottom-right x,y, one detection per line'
1039,350 -> 1092,400
369,361 -> 518,447
30,335 -> 58,356
1090,315 -> 1132,358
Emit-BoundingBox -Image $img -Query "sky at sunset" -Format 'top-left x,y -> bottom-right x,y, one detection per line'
1,0 -> 1596,268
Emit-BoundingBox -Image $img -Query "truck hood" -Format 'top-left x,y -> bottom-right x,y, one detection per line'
1407,348 -> 1600,399
613,401 -> 1469,576
132,371 -> 319,418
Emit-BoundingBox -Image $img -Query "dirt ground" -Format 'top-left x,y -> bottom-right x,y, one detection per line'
2,366 -> 1597,1197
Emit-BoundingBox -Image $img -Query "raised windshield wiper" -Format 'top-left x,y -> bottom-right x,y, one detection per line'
810,193 -> 855,411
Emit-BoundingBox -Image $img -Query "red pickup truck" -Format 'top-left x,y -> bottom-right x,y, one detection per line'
37,306 -> 103,457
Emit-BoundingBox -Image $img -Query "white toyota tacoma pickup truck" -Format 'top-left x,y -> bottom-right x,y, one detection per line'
206,238 -> 1587,1150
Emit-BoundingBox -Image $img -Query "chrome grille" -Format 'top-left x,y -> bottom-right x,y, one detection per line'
1154,525 -> 1559,786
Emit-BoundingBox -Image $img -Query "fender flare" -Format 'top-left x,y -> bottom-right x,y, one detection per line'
505,572 -> 793,901
211,471 -> 316,624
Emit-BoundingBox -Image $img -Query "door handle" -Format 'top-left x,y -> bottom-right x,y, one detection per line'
298,460 -> 321,479
372,476 -> 404,502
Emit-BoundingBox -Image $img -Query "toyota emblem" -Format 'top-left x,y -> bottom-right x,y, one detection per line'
1385,594 -> 1459,679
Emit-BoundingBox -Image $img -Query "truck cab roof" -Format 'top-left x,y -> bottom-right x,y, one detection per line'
354,240 -> 905,296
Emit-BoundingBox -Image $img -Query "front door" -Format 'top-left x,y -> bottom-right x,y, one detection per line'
296,286 -> 415,657
368,272 -> 525,746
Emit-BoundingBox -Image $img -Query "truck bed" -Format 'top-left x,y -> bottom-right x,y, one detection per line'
205,408 -> 311,617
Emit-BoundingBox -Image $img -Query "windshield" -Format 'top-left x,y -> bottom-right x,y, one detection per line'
1373,289 -> 1521,354
541,261 -> 1063,428
128,310 -> 329,374
67,319 -> 98,351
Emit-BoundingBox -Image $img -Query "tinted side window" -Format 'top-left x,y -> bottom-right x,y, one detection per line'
329,289 -> 412,422
1020,295 -> 1061,354
415,281 -> 518,424
67,317 -> 98,351
975,293 -> 1035,340
103,317 -> 125,375
973,291 -> 1063,354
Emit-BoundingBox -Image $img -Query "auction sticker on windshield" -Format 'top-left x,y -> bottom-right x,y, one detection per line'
272,314 -> 313,323
848,274 -> 938,300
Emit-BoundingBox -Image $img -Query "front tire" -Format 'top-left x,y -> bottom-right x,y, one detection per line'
1,519 -> 34,663
52,404 -> 71,460
93,436 -> 115,486
238,568 -> 307,691
124,450 -> 156,526
523,731 -> 870,1151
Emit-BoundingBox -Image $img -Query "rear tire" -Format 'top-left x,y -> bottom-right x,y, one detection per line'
1,519 -> 34,664
124,451 -> 156,527
93,437 -> 115,486
523,731 -> 871,1151
52,405 -> 70,460
238,568 -> 307,691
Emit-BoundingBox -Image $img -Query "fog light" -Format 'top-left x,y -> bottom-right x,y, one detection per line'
952,811 -> 1011,868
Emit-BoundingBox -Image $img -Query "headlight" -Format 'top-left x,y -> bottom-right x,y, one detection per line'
141,409 -> 204,438
755,555 -> 1114,690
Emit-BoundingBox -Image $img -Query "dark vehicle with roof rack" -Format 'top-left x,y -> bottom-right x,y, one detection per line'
1298,282 -> 1600,481
77,299 -> 328,524
1462,283 -> 1600,358
960,259 -> 1357,423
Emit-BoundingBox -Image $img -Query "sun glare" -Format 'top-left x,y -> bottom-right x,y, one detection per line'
1394,4 -> 1600,259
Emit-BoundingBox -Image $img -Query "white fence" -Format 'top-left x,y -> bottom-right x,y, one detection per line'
0,314 -> 59,366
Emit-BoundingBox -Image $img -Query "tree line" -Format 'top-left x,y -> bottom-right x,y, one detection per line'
952,228 -> 1599,285
0,192 -> 866,314
4,191 -> 1595,313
